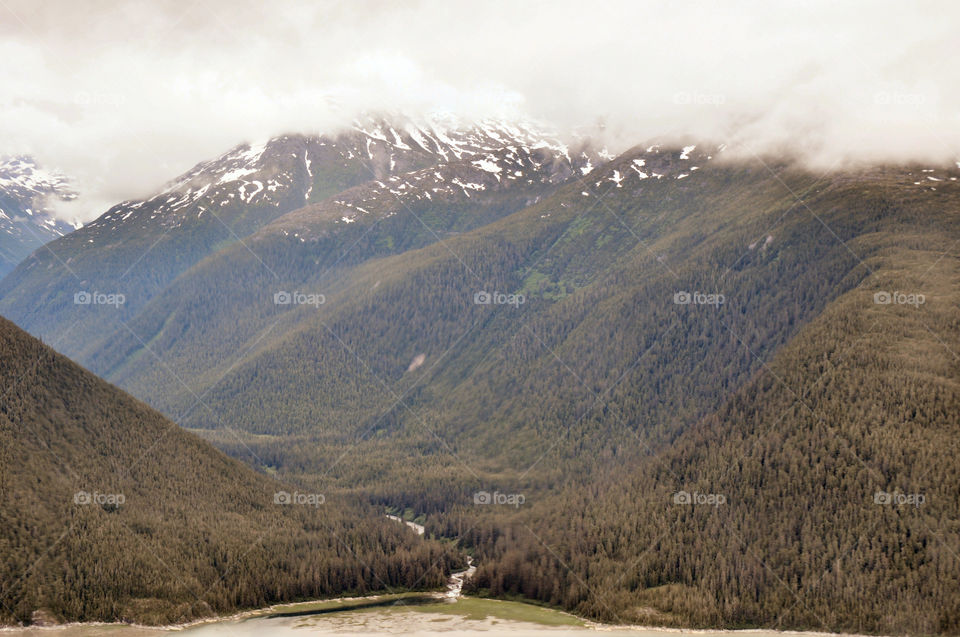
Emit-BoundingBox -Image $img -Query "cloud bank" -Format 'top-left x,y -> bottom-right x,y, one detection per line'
1,0 -> 958,222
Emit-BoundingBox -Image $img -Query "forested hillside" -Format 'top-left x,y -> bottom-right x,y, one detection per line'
188,158 -> 960,635
0,316 -> 460,627
451,218 -> 960,631
91,155 -> 943,486
2,132 -> 958,635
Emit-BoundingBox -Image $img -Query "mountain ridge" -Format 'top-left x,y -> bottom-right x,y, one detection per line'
0,113 -> 605,360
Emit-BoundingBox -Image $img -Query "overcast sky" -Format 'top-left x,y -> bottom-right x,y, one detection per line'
2,0 -> 959,223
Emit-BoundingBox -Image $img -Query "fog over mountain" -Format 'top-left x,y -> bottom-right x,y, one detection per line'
1,0 -> 958,223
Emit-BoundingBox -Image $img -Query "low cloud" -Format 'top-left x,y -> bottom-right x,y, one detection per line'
1,0 -> 958,222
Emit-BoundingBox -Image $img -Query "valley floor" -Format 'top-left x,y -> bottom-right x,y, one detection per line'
0,595 -> 899,637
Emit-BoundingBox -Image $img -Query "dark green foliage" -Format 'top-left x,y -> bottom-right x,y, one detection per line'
458,230 -> 960,635
0,317 -> 460,626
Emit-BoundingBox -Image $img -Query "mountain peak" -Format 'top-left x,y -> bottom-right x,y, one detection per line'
0,155 -> 79,277
348,111 -> 576,165
0,155 -> 77,206
75,114 -> 600,242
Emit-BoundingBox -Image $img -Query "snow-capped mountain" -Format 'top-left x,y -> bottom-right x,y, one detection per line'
80,113 -> 599,240
271,114 -> 600,237
0,156 -> 79,278
0,114 -> 606,358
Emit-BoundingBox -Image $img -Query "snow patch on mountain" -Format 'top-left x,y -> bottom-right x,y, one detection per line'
55,114 -> 610,246
0,156 -> 78,241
